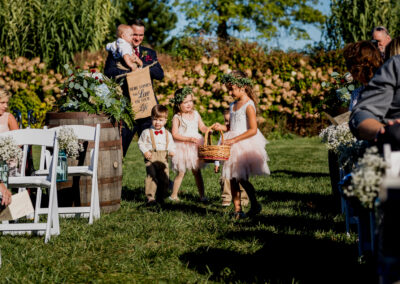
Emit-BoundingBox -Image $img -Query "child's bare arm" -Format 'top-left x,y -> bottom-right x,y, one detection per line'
123,54 -> 138,71
198,115 -> 208,133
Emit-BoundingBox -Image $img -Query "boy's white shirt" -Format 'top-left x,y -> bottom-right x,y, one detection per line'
138,127 -> 176,154
106,38 -> 133,59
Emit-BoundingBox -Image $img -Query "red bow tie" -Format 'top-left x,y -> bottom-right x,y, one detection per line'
154,130 -> 163,135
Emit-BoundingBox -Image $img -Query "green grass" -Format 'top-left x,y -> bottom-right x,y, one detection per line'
0,137 -> 375,283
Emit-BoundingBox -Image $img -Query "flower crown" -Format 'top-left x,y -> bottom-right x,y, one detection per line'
221,74 -> 253,87
171,86 -> 192,105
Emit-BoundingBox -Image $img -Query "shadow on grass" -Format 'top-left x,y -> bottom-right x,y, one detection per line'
121,186 -> 144,202
257,190 -> 338,215
180,231 -> 376,283
271,170 -> 330,178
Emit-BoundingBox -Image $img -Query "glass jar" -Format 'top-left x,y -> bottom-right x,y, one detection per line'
0,160 -> 9,188
56,150 -> 68,182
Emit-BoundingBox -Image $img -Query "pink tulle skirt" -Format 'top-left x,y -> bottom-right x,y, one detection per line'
222,129 -> 270,180
172,134 -> 205,173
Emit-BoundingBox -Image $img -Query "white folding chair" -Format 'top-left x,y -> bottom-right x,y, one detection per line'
379,144 -> 400,202
0,129 -> 60,243
35,124 -> 101,224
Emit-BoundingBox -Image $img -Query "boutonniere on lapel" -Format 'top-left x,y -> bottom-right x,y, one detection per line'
141,50 -> 152,62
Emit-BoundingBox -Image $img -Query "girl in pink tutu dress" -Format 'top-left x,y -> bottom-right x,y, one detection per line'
212,71 -> 269,219
170,87 -> 208,202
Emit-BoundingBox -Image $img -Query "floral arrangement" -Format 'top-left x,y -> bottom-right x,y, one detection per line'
59,65 -> 134,129
319,123 -> 356,153
319,123 -> 364,169
170,86 -> 192,105
0,136 -> 22,163
344,147 -> 388,209
57,127 -> 84,158
321,72 -> 357,104
221,73 -> 253,87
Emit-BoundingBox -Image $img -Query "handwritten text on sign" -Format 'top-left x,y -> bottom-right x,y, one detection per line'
126,67 -> 157,119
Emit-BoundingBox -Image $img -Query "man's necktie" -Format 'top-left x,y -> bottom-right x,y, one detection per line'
134,47 -> 140,58
154,130 -> 163,135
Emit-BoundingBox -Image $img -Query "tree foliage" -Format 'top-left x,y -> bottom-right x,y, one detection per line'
118,0 -> 178,49
325,0 -> 400,49
0,0 -> 120,71
173,0 -> 326,40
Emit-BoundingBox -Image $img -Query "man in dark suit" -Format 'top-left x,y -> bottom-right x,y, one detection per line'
104,19 -> 164,157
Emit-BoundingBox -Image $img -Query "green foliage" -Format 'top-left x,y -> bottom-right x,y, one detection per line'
156,38 -> 347,136
326,0 -> 400,48
117,0 -> 178,49
173,0 -> 326,40
59,65 -> 134,129
0,0 -> 120,71
8,89 -> 53,128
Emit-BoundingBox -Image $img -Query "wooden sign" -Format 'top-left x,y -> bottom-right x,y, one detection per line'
126,66 -> 157,120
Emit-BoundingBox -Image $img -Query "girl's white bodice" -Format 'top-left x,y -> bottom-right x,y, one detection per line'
0,112 -> 10,133
174,111 -> 200,137
229,100 -> 255,134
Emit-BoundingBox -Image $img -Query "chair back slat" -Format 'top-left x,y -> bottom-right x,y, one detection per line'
0,129 -> 56,147
52,125 -> 96,141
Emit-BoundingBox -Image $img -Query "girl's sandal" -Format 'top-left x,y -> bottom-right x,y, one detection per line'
232,211 -> 246,220
168,196 -> 180,203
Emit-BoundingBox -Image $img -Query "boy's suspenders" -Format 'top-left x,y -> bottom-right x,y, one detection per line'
149,130 -> 169,152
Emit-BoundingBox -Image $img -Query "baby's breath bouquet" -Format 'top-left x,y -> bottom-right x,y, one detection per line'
59,65 -> 134,129
57,127 -> 84,158
344,147 -> 388,209
319,123 -> 366,169
0,136 -> 22,163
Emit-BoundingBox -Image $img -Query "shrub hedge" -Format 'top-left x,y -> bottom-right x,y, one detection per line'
1,38 -> 347,135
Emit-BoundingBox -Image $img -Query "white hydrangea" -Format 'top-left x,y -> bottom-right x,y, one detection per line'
344,146 -> 388,209
57,127 -> 84,158
0,136 -> 22,163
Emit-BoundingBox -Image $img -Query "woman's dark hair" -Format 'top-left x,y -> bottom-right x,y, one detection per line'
343,40 -> 382,85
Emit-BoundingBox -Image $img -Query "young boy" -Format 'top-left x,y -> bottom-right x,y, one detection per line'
106,24 -> 143,72
138,105 -> 175,204
215,109 -> 249,207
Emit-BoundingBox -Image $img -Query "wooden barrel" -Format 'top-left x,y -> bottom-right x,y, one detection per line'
46,112 -> 122,213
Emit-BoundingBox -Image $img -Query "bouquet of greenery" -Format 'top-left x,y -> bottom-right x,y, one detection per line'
59,65 -> 134,129
322,72 -> 357,104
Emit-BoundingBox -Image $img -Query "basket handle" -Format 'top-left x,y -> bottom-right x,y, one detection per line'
203,127 -> 224,146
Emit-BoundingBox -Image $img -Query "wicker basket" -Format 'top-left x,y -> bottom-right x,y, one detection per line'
198,127 -> 230,161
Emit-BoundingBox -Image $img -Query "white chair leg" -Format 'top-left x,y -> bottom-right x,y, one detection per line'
94,178 -> 100,220
51,189 -> 60,236
34,187 -> 42,223
45,185 -> 56,243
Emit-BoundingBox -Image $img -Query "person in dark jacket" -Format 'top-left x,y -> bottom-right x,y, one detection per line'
104,19 -> 164,157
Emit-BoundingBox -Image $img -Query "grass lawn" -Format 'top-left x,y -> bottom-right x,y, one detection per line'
0,137 -> 376,283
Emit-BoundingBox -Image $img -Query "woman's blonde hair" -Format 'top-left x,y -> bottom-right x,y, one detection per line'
0,87 -> 11,100
385,36 -> 400,61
